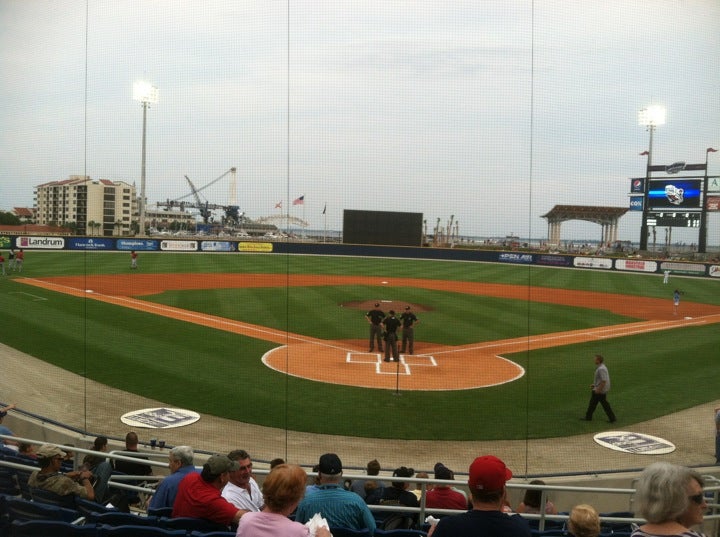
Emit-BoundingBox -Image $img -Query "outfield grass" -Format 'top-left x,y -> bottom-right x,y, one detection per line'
2,250 -> 719,440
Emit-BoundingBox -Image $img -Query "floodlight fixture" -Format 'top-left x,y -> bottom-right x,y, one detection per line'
638,105 -> 666,127
133,81 -> 159,104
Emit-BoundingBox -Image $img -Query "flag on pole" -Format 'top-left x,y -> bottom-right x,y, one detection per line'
708,148 -> 718,153
639,151 -> 649,156
322,203 -> 326,215
293,195 -> 305,205
275,201 -> 282,209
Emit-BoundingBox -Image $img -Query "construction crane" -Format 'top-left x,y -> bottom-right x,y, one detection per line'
157,168 -> 240,225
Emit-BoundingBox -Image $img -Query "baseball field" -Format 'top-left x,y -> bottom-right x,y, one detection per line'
2,250 -> 720,447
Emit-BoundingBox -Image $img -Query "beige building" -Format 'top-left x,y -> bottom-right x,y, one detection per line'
34,175 -> 137,236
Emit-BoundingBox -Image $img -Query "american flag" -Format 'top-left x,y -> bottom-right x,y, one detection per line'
293,195 -> 305,205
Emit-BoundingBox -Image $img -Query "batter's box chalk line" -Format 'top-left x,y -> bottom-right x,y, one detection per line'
346,352 -> 437,375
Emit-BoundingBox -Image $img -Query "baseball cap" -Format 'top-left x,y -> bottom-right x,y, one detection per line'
36,444 -> 67,459
392,466 -> 414,478
433,462 -> 453,481
318,453 -> 342,475
204,454 -> 240,474
468,455 -> 512,491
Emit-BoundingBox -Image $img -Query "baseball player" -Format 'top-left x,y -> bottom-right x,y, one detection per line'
382,310 -> 401,362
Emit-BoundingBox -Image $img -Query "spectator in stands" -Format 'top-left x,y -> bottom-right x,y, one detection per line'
305,464 -> 321,496
411,471 -> 431,501
714,407 -> 720,464
516,479 -> 558,515
149,445 -> 198,511
0,404 -> 18,449
28,444 -> 95,500
236,464 -> 331,537
350,458 -> 386,500
269,458 -> 285,469
113,431 -> 153,477
80,435 -> 114,504
428,455 -> 531,537
632,462 -> 708,537
173,454 -> 247,527
426,462 -> 468,510
294,453 -> 376,533
222,449 -> 264,512
18,443 -> 37,460
372,466 -> 419,530
567,504 -> 600,537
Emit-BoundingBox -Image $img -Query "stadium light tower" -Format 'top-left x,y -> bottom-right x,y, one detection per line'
133,80 -> 159,236
638,105 -> 666,250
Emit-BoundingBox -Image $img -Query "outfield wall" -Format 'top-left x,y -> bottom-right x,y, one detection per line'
6,234 -> 720,278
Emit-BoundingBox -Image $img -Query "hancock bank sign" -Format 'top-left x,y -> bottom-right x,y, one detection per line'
17,236 -> 65,249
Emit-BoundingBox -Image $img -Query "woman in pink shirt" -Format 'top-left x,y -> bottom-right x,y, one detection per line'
236,464 -> 330,537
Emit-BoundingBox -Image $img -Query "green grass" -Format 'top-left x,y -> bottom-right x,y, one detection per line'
2,250 -> 719,440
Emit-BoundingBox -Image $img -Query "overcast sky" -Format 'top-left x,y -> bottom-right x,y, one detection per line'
1,0 -> 719,244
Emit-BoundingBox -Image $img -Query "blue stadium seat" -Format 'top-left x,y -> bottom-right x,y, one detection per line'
0,468 -> 19,497
5,496 -> 81,524
86,512 -> 159,527
328,528 -> 371,537
146,507 -> 173,518
9,519 -> 97,537
96,525 -> 186,537
75,498 -> 116,518
374,529 -> 428,536
159,517 -> 229,533
29,487 -> 78,509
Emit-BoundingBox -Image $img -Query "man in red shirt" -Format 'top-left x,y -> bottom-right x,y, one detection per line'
426,462 -> 468,510
173,454 -> 247,527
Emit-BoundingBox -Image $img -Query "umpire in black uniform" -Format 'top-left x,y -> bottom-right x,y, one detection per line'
366,303 -> 386,352
382,310 -> 401,362
400,305 -> 419,355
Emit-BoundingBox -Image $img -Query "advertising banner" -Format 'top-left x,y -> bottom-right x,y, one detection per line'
615,259 -> 658,273
706,196 -> 720,211
574,257 -> 612,269
238,242 -> 274,253
628,196 -> 643,211
658,262 -> 706,276
160,240 -> 198,252
498,252 -> 533,264
630,178 -> 644,193
709,266 -> 720,278
536,255 -> 572,267
67,237 -> 114,250
117,239 -> 159,251
16,236 -> 65,249
200,241 -> 235,252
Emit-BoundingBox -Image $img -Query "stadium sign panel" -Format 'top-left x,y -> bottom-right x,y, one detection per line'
120,407 -> 201,429
160,240 -> 198,251
594,431 -> 675,455
614,259 -> 658,273
17,236 -> 65,249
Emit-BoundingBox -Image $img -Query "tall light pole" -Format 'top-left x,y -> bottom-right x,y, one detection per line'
699,147 -> 718,253
133,81 -> 159,236
638,105 -> 666,251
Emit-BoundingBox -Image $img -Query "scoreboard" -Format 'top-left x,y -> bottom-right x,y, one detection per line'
645,212 -> 701,228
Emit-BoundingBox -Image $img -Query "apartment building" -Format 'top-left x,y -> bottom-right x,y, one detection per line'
35,175 -> 137,236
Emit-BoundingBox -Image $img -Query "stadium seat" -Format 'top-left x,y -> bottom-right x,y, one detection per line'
328,528 -> 371,537
599,511 -> 634,534
96,525 -> 186,537
86,511 -> 159,527
9,519 -> 97,537
29,487 -> 78,509
5,496 -> 82,524
0,468 -> 19,496
146,507 -> 173,518
159,517 -> 228,533
374,529 -> 428,536
75,498 -> 116,518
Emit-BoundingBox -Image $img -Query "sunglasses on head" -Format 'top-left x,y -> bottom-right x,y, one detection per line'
689,493 -> 705,505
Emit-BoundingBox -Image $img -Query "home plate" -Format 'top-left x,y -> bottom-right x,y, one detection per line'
381,281 -> 388,284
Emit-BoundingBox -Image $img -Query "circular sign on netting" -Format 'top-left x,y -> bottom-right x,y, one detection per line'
120,408 -> 200,429
593,431 -> 676,455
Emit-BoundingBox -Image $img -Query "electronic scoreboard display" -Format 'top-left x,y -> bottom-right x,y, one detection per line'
646,212 -> 701,228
